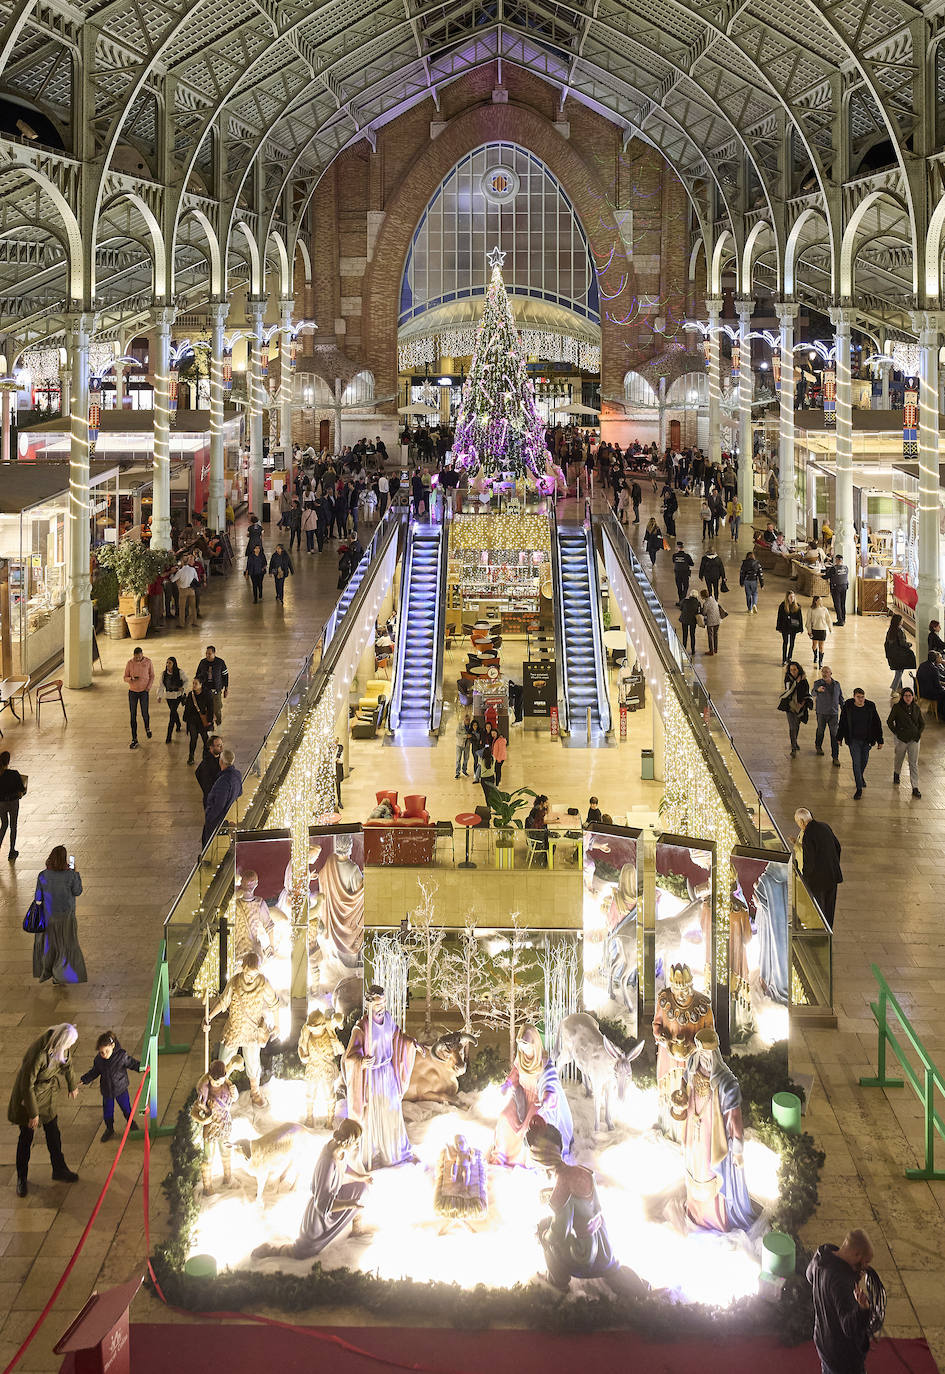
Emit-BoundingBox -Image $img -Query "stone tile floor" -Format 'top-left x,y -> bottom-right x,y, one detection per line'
1,497 -> 943,1369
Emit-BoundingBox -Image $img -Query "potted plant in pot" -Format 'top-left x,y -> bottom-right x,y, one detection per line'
482,784 -> 536,866
95,540 -> 173,639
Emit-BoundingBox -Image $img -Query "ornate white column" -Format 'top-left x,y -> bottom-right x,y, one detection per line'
279,297 -> 294,476
208,301 -> 229,532
247,298 -> 267,515
112,336 -> 124,411
151,307 -> 175,551
65,312 -> 94,689
912,312 -> 945,638
0,385 -> 11,464
777,302 -> 800,541
829,307 -> 855,579
59,351 -> 71,418
705,297 -> 723,466
735,298 -> 754,520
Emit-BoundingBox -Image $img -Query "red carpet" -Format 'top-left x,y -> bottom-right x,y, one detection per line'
73,1323 -> 937,1374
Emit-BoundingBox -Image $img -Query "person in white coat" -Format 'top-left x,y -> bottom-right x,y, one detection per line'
807,595 -> 832,669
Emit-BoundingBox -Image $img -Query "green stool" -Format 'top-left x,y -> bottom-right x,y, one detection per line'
772,1091 -> 802,1134
762,1230 -> 796,1278
184,1253 -> 218,1279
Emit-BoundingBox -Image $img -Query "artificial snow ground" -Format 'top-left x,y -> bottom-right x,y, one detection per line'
190,1076 -> 782,1308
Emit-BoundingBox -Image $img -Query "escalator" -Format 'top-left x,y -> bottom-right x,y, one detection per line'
551,521 -> 612,744
388,521 -> 447,743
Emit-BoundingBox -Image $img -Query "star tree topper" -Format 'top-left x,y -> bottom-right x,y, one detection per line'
487,245 -> 507,271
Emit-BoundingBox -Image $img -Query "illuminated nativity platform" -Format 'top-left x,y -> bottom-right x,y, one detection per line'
156,823 -> 819,1335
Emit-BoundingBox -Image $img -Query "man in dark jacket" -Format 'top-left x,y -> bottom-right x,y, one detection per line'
699,548 -> 725,599
806,1231 -> 874,1374
268,544 -> 294,603
672,542 -> 694,605
886,686 -> 924,797
80,1032 -> 142,1142
662,486 -> 678,536
826,556 -> 849,625
812,666 -> 844,764
795,808 -> 843,928
836,688 -> 883,799
739,551 -> 764,613
202,750 -> 243,847
194,645 -> 229,726
195,735 -> 223,798
630,480 -> 642,522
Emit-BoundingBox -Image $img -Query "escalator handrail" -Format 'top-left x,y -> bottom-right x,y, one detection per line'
549,512 -> 571,734
429,515 -> 448,735
585,517 -> 613,735
388,515 -> 418,732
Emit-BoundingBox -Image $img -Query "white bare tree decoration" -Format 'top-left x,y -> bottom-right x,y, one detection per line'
438,910 -> 491,1033
480,912 -> 541,1062
539,937 -> 579,1071
405,879 -> 445,1039
368,934 -> 408,1031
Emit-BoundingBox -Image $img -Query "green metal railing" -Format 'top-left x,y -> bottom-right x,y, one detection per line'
137,939 -> 190,1136
860,963 -> 945,1180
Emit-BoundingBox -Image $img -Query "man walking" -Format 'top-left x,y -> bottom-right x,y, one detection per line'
807,1229 -> 874,1374
794,808 -> 843,929
268,543 -> 294,603
287,499 -> 302,552
123,646 -> 153,750
377,471 -> 390,519
836,687 -> 883,800
698,546 -> 724,600
194,646 -> 229,727
812,665 -> 843,765
454,709 -> 472,779
826,555 -> 849,626
195,736 -> 224,799
173,559 -> 198,628
672,541 -> 694,606
886,685 -> 923,798
202,749 -> 243,847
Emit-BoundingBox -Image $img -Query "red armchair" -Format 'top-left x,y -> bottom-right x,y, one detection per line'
375,790 -> 402,817
403,794 -> 430,823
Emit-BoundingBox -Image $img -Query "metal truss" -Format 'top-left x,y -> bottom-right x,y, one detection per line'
0,0 -> 941,353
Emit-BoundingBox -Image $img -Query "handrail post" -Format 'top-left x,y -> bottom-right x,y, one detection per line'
925,1065 -> 936,1177
877,985 -> 888,1084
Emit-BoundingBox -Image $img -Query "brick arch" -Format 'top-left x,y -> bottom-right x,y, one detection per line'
361,103 -> 633,409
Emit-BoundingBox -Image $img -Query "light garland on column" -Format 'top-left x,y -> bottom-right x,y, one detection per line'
660,680 -> 738,989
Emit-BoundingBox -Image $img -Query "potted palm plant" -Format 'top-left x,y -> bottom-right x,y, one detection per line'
95,540 -> 173,639
483,784 -> 536,865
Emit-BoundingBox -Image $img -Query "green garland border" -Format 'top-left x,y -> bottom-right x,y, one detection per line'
149,1044 -> 824,1343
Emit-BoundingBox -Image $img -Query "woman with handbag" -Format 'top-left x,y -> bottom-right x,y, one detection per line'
31,846 -> 87,985
0,750 -> 26,860
884,614 -> 916,694
643,518 -> 663,573
776,592 -> 804,665
156,656 -> 189,743
700,590 -> 722,655
779,661 -> 812,758
8,1023 -> 80,1195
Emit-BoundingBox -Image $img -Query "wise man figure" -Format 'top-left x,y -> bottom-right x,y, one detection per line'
342,984 -> 425,1170
674,1028 -> 756,1233
652,962 -> 714,1142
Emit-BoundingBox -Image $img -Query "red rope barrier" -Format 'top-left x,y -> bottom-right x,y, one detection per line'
2,1068 -> 152,1374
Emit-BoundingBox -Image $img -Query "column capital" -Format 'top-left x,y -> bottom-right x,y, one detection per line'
828,305 -> 856,331
278,297 -> 295,320
246,296 -> 268,322
775,301 -> 801,322
208,300 -> 230,325
704,297 -> 723,318
151,304 -> 176,331
734,298 -> 754,320
910,310 -> 945,343
64,311 -> 95,341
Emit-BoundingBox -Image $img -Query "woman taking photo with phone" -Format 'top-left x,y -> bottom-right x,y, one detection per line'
32,846 -> 87,986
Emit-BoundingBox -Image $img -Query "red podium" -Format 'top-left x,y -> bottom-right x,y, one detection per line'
53,1274 -> 142,1374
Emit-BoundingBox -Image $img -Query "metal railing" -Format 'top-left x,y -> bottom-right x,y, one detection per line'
163,512 -> 404,991
600,509 -> 835,1026
137,939 -> 189,1136
860,964 -> 945,1180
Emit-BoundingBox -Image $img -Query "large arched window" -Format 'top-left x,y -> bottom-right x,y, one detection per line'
399,143 -> 599,329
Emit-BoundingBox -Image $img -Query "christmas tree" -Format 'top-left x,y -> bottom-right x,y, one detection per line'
453,247 -> 548,481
